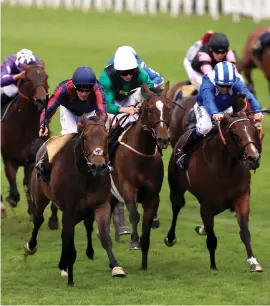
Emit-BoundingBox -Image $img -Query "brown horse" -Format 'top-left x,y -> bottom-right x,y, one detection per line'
164,96 -> 263,272
110,82 -> 171,270
1,62 -> 49,212
240,26 -> 270,95
24,116 -> 125,286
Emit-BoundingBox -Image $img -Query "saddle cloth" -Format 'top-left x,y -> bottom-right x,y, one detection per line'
44,133 -> 76,163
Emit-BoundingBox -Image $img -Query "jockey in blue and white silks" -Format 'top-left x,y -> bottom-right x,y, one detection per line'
176,61 -> 264,168
1,49 -> 40,106
107,46 -> 164,87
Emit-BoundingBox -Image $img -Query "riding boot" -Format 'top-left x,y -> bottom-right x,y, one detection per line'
1,93 -> 13,107
108,126 -> 124,161
113,202 -> 131,240
35,151 -> 51,182
176,129 -> 202,169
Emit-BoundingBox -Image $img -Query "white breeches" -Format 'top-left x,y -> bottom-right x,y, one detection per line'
108,88 -> 143,128
183,58 -> 203,90
1,84 -> 18,97
60,106 -> 96,135
194,102 -> 233,135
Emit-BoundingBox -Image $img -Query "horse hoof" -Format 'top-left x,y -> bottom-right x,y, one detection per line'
61,270 -> 68,277
250,264 -> 263,272
129,242 -> 142,250
164,236 -> 176,247
67,282 -> 74,287
112,266 -> 126,277
195,225 -> 206,236
24,242 -> 37,256
151,218 -> 160,229
119,226 -> 131,236
48,217 -> 59,230
6,196 -> 18,208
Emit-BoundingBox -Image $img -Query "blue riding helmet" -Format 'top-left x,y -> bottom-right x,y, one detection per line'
72,66 -> 96,91
214,61 -> 237,86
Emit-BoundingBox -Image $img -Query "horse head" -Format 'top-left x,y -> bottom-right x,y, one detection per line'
222,108 -> 261,170
77,114 -> 110,177
19,61 -> 49,111
140,81 -> 171,149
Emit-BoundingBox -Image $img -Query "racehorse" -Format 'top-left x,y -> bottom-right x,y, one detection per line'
240,26 -> 270,95
164,95 -> 263,272
24,116 -> 125,286
110,82 -> 171,270
1,62 -> 49,213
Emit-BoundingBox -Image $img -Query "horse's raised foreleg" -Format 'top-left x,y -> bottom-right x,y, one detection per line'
84,215 -> 95,260
234,193 -> 263,272
48,203 -> 59,230
3,159 -> 20,207
60,211 -> 76,286
95,200 -> 125,277
24,189 -> 49,257
140,194 -> 160,270
200,204 -> 217,270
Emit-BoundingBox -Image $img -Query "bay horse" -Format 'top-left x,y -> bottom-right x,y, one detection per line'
164,96 -> 263,272
1,62 -> 49,213
110,82 -> 171,270
24,116 -> 125,286
240,26 -> 270,95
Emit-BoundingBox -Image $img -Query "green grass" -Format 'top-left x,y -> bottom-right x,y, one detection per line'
1,5 -> 270,305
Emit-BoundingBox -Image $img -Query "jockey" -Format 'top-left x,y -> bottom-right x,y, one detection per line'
1,48 -> 40,106
176,61 -> 263,169
36,66 -> 107,181
107,46 -> 164,87
100,47 -> 155,155
186,33 -> 243,90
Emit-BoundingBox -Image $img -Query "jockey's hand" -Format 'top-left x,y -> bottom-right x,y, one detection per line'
13,71 -> 25,81
120,106 -> 137,116
254,112 -> 264,121
39,126 -> 49,137
212,113 -> 224,121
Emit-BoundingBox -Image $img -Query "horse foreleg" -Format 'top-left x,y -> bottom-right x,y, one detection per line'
24,193 -> 49,257
234,194 -> 263,272
165,161 -> 186,247
95,200 -> 126,277
125,199 -> 141,250
112,200 -> 131,241
60,212 -> 76,286
200,204 -> 217,270
48,203 -> 59,230
23,162 -> 35,219
140,194 -> 159,270
3,159 -> 20,207
84,215 -> 95,260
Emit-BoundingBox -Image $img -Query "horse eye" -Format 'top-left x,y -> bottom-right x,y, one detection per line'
147,108 -> 153,114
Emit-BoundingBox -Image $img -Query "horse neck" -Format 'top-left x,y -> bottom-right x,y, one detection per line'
203,132 -> 243,175
128,121 -> 157,155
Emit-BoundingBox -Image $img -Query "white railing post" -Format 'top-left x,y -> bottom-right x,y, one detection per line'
170,0 -> 181,17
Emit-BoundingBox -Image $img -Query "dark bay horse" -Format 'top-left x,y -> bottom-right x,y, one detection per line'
110,82 -> 171,270
164,98 -> 263,272
240,26 -> 270,95
24,116 -> 125,286
1,62 -> 49,212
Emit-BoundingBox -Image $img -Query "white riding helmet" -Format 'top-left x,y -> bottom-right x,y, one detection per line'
114,47 -> 138,71
116,45 -> 137,56
15,48 -> 36,66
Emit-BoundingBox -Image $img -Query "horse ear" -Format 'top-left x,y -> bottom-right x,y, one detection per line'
40,60 -> 45,68
142,83 -> 152,97
162,81 -> 170,95
78,114 -> 88,130
235,92 -> 247,112
20,63 -> 28,71
223,113 -> 231,123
